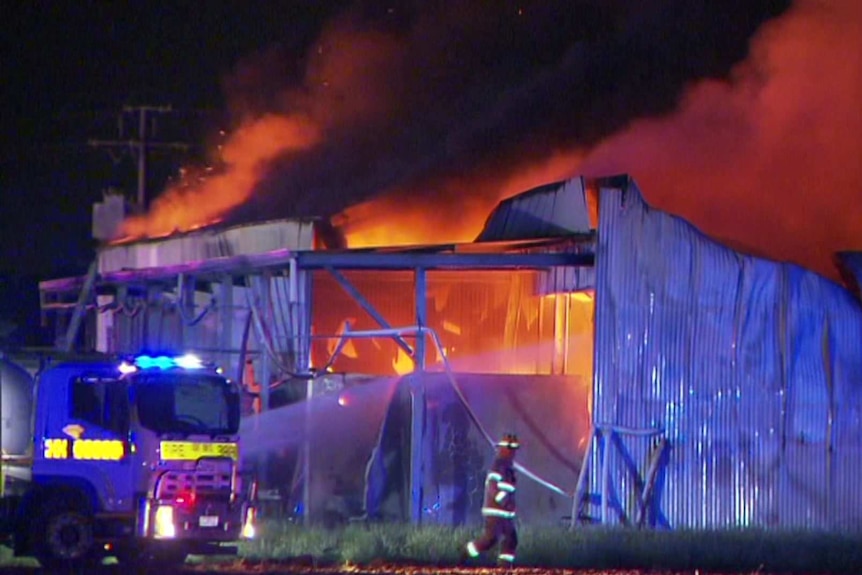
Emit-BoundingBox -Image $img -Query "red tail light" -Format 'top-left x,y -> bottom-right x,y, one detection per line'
175,491 -> 196,509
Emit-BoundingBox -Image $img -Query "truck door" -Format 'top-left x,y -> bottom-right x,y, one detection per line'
61,375 -> 135,513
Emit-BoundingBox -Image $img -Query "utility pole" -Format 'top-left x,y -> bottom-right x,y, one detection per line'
89,105 -> 189,210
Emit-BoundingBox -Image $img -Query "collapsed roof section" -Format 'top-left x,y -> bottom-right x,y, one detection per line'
476,176 -> 597,243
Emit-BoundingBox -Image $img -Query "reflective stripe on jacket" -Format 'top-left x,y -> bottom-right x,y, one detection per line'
481,456 -> 517,519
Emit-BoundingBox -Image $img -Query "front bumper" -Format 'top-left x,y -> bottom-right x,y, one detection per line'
143,496 -> 255,542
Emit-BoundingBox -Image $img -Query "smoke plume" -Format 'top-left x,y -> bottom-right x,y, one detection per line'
580,0 -> 862,280
115,1 -> 862,280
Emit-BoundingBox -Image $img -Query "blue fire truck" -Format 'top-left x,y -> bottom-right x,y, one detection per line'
0,351 -> 256,568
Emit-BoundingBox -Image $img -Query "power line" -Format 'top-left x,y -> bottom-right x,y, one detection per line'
88,105 -> 189,209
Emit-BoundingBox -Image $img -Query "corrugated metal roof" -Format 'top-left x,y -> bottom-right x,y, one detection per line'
476,177 -> 594,242
98,218 -> 319,274
585,174 -> 862,531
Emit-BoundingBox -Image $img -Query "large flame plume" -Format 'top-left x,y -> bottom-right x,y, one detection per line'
116,0 -> 862,282
342,0 -> 862,281
336,151 -> 586,248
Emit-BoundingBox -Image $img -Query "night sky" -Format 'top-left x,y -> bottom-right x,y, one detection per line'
3,2 -> 351,343
7,0 -> 855,345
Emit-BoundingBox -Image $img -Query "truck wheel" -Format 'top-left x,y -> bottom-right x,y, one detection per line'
36,508 -> 97,568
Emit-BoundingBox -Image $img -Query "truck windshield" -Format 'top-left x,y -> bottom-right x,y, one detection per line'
134,373 -> 240,436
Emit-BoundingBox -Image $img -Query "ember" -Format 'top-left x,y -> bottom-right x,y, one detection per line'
115,114 -> 320,242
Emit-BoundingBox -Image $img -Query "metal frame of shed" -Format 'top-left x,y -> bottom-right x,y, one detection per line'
38,234 -> 596,523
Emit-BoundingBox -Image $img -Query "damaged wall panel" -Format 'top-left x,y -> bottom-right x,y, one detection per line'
588,175 -> 862,531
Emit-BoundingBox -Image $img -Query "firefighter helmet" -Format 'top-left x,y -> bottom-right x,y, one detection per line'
497,433 -> 520,450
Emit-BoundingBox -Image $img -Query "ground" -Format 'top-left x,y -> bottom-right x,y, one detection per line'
0,563 -> 806,575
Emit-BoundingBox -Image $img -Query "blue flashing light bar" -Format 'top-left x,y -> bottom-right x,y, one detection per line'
130,353 -> 205,371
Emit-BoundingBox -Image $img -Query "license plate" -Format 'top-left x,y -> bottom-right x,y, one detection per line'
199,515 -> 219,527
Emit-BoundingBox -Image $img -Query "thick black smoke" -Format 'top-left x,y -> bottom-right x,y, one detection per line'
219,0 -> 791,222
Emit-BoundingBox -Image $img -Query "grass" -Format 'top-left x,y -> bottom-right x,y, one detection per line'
235,520 -> 862,573
1,522 -> 860,573
0,545 -> 37,568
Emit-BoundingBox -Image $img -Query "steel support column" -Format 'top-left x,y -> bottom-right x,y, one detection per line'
143,284 -> 160,350
117,285 -> 130,353
415,268 -> 427,370
409,267 -> 427,524
258,272 -> 272,413
248,272 -> 273,515
291,260 -> 312,373
62,259 -> 98,352
219,275 -> 234,372
178,274 -> 196,351
291,258 -> 315,524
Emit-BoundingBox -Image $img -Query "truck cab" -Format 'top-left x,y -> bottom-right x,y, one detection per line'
14,352 -> 256,567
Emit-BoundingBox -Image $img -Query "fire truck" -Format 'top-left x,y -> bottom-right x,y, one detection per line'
0,351 -> 256,568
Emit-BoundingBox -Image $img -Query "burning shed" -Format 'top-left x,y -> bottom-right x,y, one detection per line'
37,173 -> 862,532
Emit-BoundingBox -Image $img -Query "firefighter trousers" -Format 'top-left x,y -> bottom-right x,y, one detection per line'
467,516 -> 518,563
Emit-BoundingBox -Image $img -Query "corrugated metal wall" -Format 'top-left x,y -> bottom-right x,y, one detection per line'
588,175 -> 862,531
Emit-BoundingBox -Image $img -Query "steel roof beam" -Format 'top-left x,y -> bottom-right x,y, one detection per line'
295,251 -> 594,270
39,250 -> 595,295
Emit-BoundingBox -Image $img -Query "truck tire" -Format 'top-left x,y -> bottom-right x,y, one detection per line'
31,501 -> 99,568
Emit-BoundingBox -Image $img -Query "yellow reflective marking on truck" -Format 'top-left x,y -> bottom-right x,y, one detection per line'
72,439 -> 125,461
159,441 -> 238,461
43,438 -> 125,461
44,438 -> 69,459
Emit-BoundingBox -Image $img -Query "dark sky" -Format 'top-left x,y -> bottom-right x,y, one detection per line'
2,2 -> 352,275
1,1 -> 813,343
2,1 -> 347,342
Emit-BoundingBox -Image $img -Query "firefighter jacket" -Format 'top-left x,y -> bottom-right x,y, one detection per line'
481,456 -> 517,519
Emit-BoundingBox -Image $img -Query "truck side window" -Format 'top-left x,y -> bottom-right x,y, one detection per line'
70,378 -> 105,426
69,377 -> 128,435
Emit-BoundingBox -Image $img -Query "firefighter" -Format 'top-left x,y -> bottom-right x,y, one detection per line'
463,433 -> 520,567
244,357 -> 261,414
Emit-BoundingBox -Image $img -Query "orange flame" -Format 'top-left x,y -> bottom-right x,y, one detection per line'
115,114 -> 320,242
392,346 -> 414,375
336,150 -> 585,248
111,0 -> 862,287
327,318 -> 359,359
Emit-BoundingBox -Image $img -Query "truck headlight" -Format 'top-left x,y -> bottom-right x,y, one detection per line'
241,507 -> 256,539
154,505 -> 176,539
